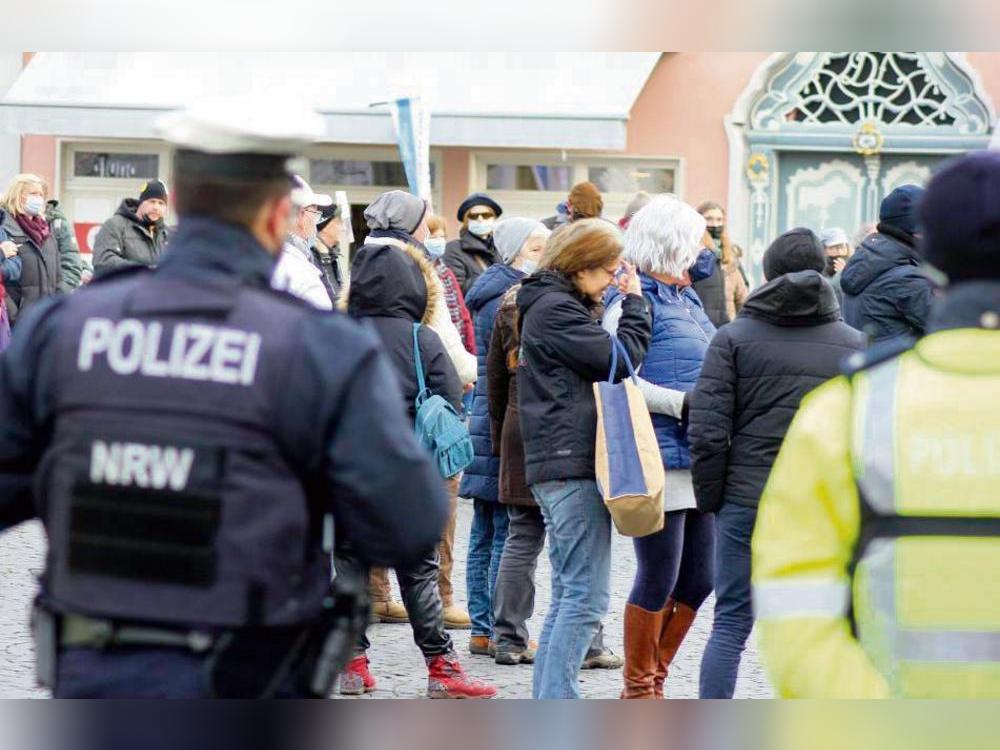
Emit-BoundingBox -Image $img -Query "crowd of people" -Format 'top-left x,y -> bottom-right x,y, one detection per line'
0,173 -> 172,342
1,127 -> 996,699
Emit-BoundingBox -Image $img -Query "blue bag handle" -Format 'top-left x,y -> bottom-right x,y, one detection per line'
412,323 -> 429,398
606,335 -> 639,384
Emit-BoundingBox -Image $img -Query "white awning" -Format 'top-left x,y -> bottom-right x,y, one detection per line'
0,52 -> 660,150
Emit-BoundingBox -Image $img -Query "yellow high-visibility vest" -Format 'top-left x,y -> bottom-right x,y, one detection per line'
752,327 -> 1000,698
849,335 -> 1000,697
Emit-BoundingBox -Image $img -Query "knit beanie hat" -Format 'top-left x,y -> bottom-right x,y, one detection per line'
920,151 -> 1000,282
762,227 -> 827,281
364,190 -> 427,234
493,218 -> 549,264
456,193 -> 502,222
138,179 -> 168,204
879,184 -> 924,236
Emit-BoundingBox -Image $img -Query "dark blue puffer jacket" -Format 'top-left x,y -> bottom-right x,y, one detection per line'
840,228 -> 936,343
458,263 -> 525,501
609,273 -> 715,469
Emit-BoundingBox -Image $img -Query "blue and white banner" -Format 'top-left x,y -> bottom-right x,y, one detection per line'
388,97 -> 432,211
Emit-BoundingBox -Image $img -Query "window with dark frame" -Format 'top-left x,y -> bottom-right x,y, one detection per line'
73,152 -> 160,180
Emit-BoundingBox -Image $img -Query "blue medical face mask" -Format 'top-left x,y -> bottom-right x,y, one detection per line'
425,237 -> 447,258
23,195 -> 44,216
519,259 -> 538,275
468,219 -> 495,238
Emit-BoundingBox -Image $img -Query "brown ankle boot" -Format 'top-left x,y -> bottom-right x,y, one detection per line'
653,599 -> 697,698
620,603 -> 663,699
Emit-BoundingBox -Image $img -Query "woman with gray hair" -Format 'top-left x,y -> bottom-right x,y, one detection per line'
603,194 -> 717,699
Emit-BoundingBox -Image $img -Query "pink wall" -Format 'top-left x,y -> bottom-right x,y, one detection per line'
21,135 -> 57,194
440,147 -> 471,238
626,52 -> 770,212
16,53 -> 59,194
964,53 -> 1000,115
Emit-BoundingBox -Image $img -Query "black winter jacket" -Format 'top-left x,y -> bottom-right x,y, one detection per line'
688,270 -> 864,511
93,199 -> 169,274
1,211 -> 61,325
516,270 -> 651,485
443,229 -> 499,296
347,242 -> 462,421
840,226 -> 936,343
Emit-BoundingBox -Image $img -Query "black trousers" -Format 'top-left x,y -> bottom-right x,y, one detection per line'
338,551 -> 453,659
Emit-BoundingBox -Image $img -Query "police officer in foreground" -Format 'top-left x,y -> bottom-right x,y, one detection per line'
0,100 -> 450,698
751,150 -> 1000,698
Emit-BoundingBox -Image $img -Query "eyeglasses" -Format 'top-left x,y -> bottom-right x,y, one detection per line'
302,208 -> 322,218
467,210 -> 495,220
601,265 -> 620,279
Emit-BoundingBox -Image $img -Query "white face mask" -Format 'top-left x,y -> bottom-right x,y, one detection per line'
23,195 -> 44,216
468,219 -> 495,238
519,259 -> 538,275
424,237 -> 447,258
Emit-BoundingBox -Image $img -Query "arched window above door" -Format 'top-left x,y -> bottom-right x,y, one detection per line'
750,52 -> 993,138
729,52 -> 995,288
791,53 -> 954,127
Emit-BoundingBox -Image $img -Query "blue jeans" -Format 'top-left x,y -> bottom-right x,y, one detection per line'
530,478 -> 612,699
698,502 -> 758,699
466,499 -> 510,637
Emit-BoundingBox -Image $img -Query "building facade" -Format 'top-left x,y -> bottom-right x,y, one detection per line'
2,52 -> 997,282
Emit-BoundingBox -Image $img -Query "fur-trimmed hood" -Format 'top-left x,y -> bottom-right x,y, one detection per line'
339,237 -> 440,325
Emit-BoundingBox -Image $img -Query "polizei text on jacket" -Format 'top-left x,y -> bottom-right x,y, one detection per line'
77,317 -> 261,386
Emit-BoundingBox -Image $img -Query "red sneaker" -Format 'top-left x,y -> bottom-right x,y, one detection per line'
426,654 -> 497,699
339,655 -> 376,696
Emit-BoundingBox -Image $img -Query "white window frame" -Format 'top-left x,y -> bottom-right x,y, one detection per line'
304,144 -> 444,214
60,138 -> 172,200
470,150 -> 685,221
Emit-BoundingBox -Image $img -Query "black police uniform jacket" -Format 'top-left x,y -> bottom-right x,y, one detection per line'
0,216 -> 448,628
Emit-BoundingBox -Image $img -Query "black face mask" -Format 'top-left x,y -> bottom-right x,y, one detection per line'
707,225 -> 724,241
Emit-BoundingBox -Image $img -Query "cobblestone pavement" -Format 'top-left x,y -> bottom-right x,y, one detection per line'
1,522 -> 46,698
1,501 -> 772,699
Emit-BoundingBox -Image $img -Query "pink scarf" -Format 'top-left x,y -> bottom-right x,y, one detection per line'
16,213 -> 51,248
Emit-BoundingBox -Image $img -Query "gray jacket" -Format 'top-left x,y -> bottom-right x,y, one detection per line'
93,198 -> 169,274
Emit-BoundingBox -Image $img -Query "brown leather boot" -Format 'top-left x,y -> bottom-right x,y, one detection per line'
653,599 -> 697,698
620,603 -> 663,699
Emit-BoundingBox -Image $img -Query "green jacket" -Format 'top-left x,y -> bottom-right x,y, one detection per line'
45,201 -> 83,293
